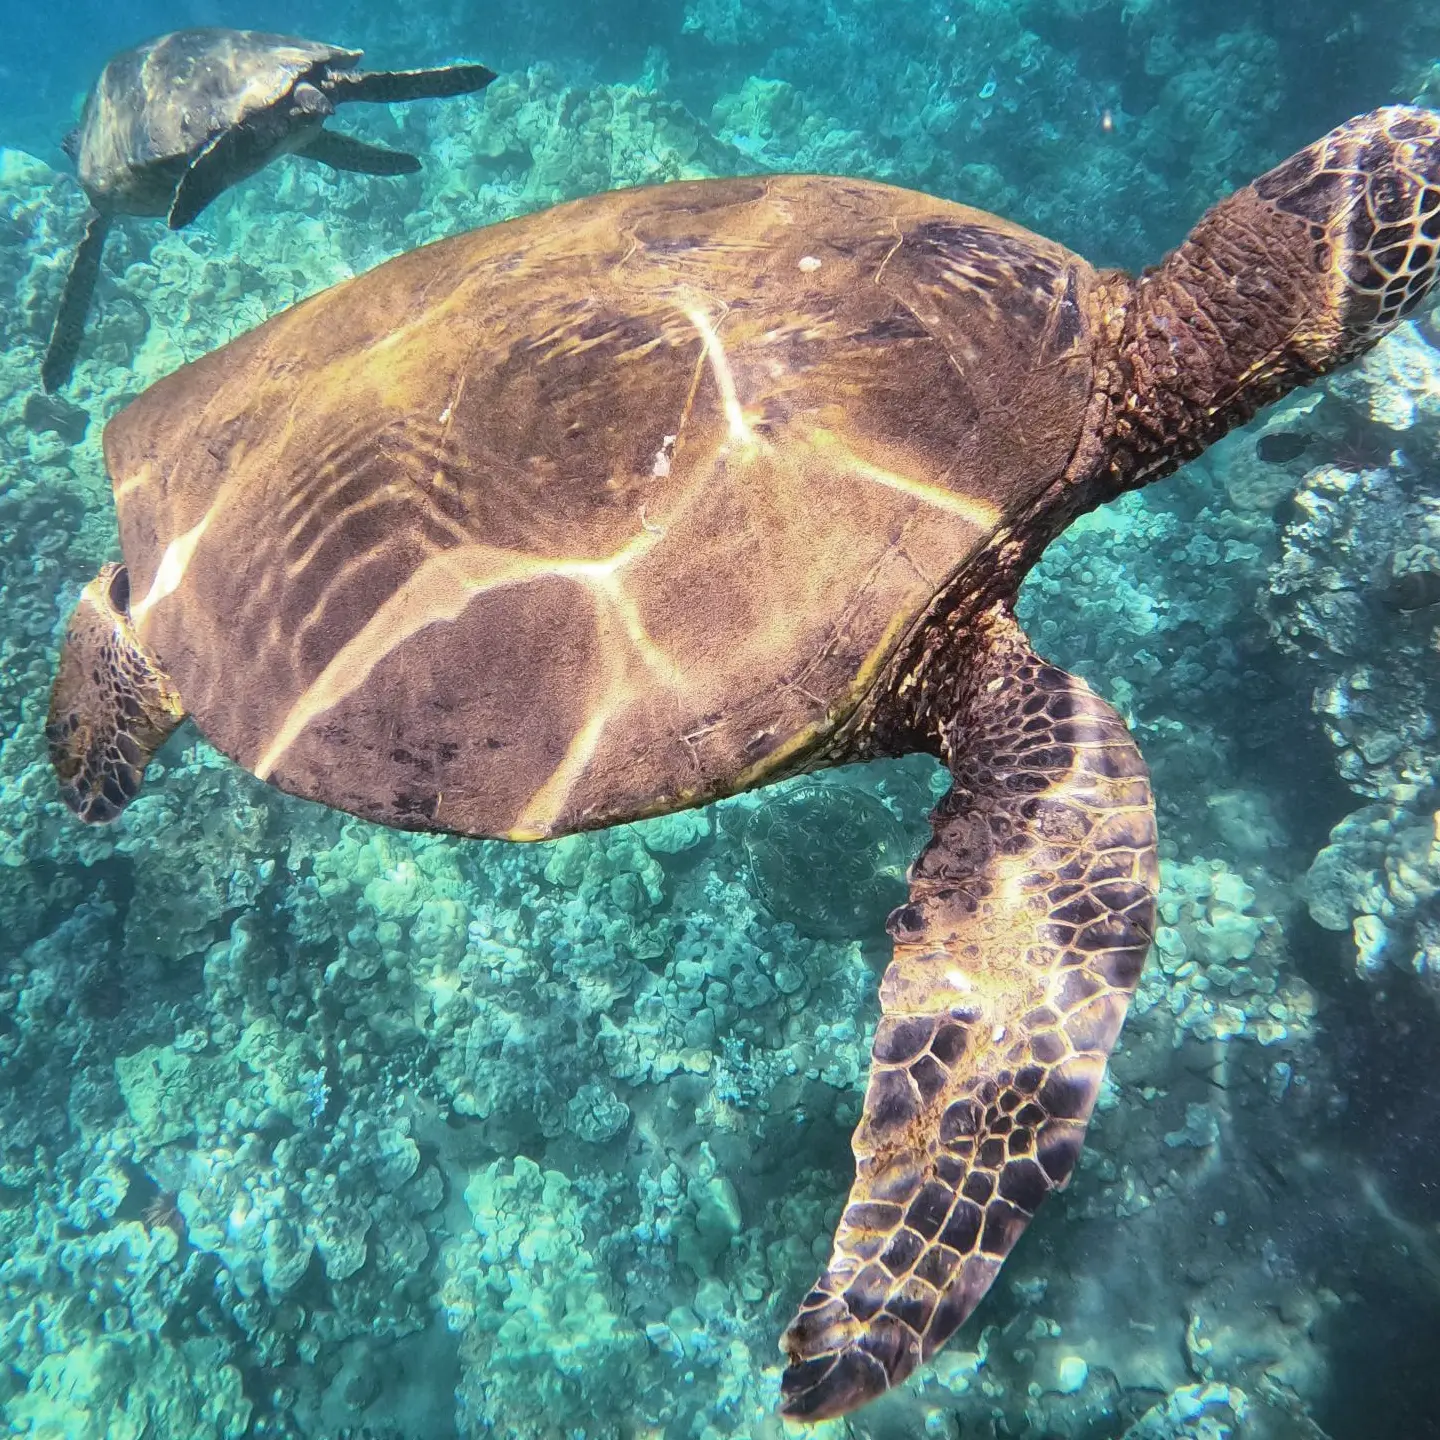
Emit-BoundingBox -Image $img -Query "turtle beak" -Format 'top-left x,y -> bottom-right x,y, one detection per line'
1254,105 -> 1440,358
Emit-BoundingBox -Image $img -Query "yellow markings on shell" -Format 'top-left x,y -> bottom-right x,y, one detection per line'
131,513 -> 213,624
687,307 -> 763,453
505,707 -> 614,842
252,527 -> 675,784
590,571 -> 688,691
805,428 -> 1002,528
731,597 -> 919,793
254,548 -> 485,780
320,334 -> 436,413
112,463 -> 154,507
505,551 -> 688,838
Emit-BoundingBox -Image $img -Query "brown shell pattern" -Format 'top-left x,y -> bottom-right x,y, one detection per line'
105,175 -> 1097,839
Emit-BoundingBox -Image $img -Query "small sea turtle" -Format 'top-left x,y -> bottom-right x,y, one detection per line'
744,782 -> 910,939
40,27 -> 495,392
49,107 -> 1440,1417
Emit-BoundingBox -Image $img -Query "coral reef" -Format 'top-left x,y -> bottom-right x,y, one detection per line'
1307,802 -> 1440,989
3,7 -> 1440,1438
1255,321 -> 1440,993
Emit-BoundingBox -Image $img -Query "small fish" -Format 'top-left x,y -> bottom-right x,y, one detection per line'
978,68 -> 997,101
1382,570 -> 1440,613
1255,430 -> 1313,463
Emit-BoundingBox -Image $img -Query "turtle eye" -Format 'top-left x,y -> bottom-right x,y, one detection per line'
107,566 -> 131,614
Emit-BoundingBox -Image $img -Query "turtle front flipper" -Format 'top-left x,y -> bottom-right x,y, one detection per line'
41,209 -> 110,393
167,100 -> 307,231
169,129 -> 255,228
47,564 -> 186,824
296,128 -> 420,176
327,62 -> 497,105
780,605 -> 1157,1419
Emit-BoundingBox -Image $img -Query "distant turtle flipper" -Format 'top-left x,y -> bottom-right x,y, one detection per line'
297,128 -> 420,175
41,209 -> 110,393
780,605 -> 1158,1420
47,564 -> 186,824
166,84 -> 336,231
329,62 -> 496,105
167,144 -> 227,229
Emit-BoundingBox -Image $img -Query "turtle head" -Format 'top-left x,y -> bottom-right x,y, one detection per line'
1110,106 -> 1440,487
48,563 -> 186,824
1254,105 -> 1440,361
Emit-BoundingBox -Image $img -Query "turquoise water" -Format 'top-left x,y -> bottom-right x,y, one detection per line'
3,5 -> 1440,1438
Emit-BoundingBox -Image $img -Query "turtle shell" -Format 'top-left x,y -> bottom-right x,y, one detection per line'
104,175 -> 1098,839
73,28 -> 359,215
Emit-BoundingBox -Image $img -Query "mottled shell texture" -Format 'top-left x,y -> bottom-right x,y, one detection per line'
105,175 -> 1097,839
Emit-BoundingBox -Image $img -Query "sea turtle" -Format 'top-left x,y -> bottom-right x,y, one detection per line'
744,782 -> 911,939
47,107 -> 1440,1418
40,27 -> 496,392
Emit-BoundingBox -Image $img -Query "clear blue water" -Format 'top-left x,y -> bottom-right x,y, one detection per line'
3,5 -> 1440,1439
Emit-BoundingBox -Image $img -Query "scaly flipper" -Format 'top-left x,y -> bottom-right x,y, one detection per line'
296,127 -> 420,175
47,564 -> 186,823
780,605 -> 1158,1419
41,209 -> 110,393
328,62 -> 497,105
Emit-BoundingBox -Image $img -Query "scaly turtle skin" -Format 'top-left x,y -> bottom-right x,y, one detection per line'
49,107 -> 1440,1419
40,27 -> 496,392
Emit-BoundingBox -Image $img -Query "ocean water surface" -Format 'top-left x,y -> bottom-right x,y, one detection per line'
3,3 -> 1440,1437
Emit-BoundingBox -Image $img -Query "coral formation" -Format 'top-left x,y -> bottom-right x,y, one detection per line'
3,7 -> 1440,1438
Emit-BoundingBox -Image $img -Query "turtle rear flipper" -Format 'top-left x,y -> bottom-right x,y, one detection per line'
41,210 -> 110,393
780,606 -> 1157,1419
48,564 -> 186,824
296,128 -> 420,175
329,62 -> 496,105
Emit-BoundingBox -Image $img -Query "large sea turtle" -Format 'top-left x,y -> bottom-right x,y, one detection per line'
40,27 -> 496,392
47,107 -> 1440,1418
